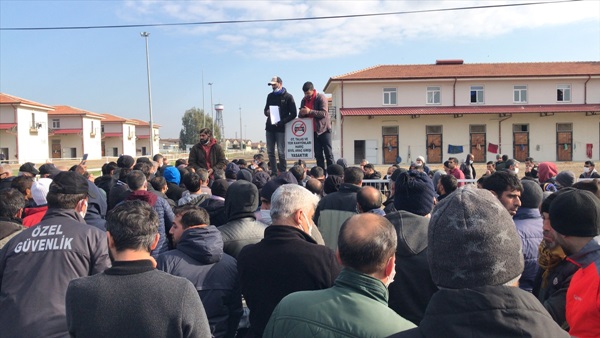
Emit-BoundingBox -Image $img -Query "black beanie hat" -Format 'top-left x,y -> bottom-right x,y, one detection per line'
550,188 -> 600,237
520,180 -> 543,209
327,164 -> 344,176
394,170 -> 435,216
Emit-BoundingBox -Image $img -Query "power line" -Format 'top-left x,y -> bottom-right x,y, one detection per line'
0,0 -> 581,31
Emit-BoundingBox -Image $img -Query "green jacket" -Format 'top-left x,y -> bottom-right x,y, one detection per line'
264,268 -> 415,338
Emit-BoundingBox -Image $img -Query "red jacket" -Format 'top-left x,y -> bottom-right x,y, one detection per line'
22,206 -> 48,227
566,237 -> 600,337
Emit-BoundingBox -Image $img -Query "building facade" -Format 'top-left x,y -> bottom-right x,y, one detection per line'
0,93 -> 53,164
324,61 -> 600,165
131,119 -> 160,156
101,113 -> 138,157
48,105 -> 104,160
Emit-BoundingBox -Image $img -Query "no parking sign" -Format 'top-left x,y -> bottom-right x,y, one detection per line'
285,118 -> 314,160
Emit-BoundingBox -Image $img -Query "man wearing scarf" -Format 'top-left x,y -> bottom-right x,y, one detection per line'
299,81 -> 333,171
264,76 -> 297,175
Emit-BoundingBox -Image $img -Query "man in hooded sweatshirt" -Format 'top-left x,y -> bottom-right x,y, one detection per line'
158,205 -> 242,338
188,128 -> 227,178
385,170 -> 438,325
218,180 -> 267,258
125,170 -> 174,257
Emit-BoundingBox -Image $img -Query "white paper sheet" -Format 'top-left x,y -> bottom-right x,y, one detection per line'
269,105 -> 280,125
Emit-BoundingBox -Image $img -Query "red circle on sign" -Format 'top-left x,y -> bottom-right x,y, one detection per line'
291,121 -> 307,137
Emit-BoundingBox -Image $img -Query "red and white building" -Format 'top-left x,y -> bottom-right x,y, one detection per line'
324,60 -> 600,164
0,93 -> 53,164
100,113 -> 138,157
130,119 -> 160,156
48,105 -> 104,160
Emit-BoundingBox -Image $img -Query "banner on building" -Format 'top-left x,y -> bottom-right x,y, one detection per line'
285,118 -> 314,160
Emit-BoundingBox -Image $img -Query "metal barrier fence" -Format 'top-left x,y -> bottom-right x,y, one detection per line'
362,178 -> 480,197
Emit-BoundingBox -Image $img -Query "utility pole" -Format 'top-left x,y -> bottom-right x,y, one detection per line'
140,32 -> 154,156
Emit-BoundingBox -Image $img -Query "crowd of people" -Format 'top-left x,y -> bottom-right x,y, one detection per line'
0,146 -> 599,337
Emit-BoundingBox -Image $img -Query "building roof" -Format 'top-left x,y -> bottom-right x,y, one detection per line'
101,113 -> 138,124
50,105 -> 104,119
0,93 -> 54,110
340,104 -> 600,117
325,61 -> 600,91
130,118 -> 161,128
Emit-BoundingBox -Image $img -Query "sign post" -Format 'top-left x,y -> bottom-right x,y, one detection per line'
285,118 -> 314,160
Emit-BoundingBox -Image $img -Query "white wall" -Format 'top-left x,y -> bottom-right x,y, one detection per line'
17,107 -> 49,163
82,117 -> 102,160
122,123 -> 136,156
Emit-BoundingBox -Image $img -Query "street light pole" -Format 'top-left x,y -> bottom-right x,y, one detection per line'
140,32 -> 154,156
208,82 -> 214,137
239,106 -> 243,152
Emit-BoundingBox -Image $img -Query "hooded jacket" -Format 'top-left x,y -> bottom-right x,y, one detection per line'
126,190 -> 174,256
513,207 -> 543,292
0,208 -> 110,337
385,210 -> 438,325
218,180 -> 267,258
22,205 -> 48,227
188,138 -> 227,172
157,226 -> 242,338
391,286 -> 570,338
199,197 -> 227,227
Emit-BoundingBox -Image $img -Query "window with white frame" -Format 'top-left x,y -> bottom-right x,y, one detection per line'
383,88 -> 397,105
513,85 -> 527,103
52,119 -> 60,128
427,86 -> 441,104
557,84 -> 571,102
470,86 -> 484,104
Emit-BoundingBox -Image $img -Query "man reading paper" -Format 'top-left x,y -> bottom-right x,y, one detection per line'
264,76 -> 297,175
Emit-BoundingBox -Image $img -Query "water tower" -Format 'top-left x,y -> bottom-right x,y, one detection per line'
214,103 -> 224,141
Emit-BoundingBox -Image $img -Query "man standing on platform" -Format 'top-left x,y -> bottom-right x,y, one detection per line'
264,76 -> 297,175
299,81 -> 332,171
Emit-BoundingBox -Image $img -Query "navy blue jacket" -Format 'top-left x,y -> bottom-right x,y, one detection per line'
157,226 -> 242,338
513,207 -> 543,292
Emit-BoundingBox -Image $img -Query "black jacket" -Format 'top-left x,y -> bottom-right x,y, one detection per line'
198,197 -> 227,227
264,88 -> 297,133
166,182 -> 186,204
107,180 -> 130,211
314,183 -> 361,223
94,174 -> 115,198
0,209 -> 110,337
157,226 -> 242,338
218,181 -> 266,258
237,225 -> 341,337
392,286 -> 570,338
385,210 -> 438,325
533,257 -> 579,328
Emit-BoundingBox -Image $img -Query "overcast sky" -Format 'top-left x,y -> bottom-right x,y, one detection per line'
1,0 -> 598,142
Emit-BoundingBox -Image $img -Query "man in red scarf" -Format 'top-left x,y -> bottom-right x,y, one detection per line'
299,81 -> 333,171
188,128 -> 227,178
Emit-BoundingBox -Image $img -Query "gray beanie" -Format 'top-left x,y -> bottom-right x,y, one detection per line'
520,179 -> 543,208
555,170 -> 576,189
428,187 -> 524,289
